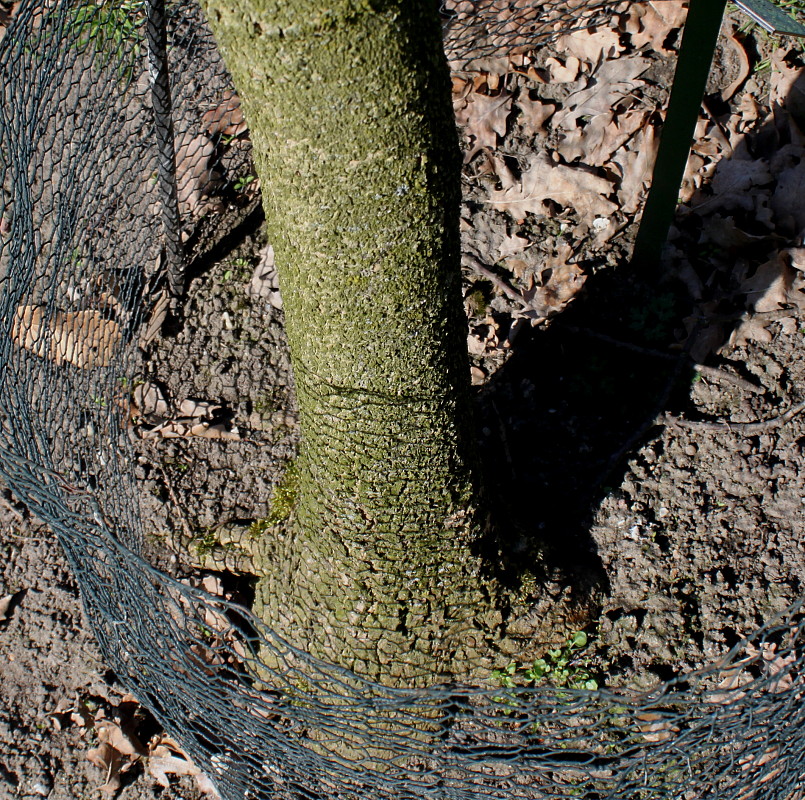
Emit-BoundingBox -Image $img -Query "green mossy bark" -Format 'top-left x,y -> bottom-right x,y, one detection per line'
201,0 -> 523,685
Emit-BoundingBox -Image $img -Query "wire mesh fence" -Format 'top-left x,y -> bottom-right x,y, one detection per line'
1,0 -> 804,798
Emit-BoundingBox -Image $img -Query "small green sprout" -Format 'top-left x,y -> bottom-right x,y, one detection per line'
233,174 -> 256,192
491,630 -> 599,693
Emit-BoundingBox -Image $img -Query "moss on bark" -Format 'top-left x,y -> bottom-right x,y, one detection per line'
201,0 -> 555,685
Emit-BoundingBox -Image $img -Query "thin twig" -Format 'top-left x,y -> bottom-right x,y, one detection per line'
662,399 -> 805,435
559,324 -> 763,393
694,365 -> 761,394
696,307 -> 801,324
463,253 -> 525,306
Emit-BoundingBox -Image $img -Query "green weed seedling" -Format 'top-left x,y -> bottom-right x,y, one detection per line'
233,174 -> 256,193
66,0 -> 145,85
491,630 -> 599,696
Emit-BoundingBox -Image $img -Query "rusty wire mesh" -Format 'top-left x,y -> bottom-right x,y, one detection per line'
1,1 -> 804,798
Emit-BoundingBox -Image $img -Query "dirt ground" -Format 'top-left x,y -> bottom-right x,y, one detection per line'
3,2 -> 805,797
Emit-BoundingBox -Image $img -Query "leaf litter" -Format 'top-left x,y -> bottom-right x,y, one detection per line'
455,2 -> 805,377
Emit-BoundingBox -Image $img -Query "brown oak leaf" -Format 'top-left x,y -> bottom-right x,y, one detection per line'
455,91 -> 513,162
488,152 -> 617,223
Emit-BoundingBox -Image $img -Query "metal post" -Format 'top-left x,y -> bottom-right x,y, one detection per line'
631,0 -> 728,268
145,0 -> 185,300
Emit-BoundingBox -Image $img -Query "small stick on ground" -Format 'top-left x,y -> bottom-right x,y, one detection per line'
559,324 -> 763,393
662,398 -> 805,435
463,254 -> 527,307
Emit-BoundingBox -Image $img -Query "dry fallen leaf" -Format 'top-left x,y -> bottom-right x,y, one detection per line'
704,157 -> 773,213
139,287 -> 170,349
551,57 -> 652,132
87,720 -> 145,795
174,131 -> 223,220
12,305 -> 121,369
554,26 -> 624,64
729,251 -> 805,348
202,90 -> 247,138
0,591 -> 18,623
488,152 -> 617,223
557,109 -> 649,166
455,90 -> 513,162
147,736 -> 220,798
249,243 -> 283,309
612,121 -> 659,214
131,383 -> 240,441
545,56 -> 581,83
771,49 -> 805,133
523,244 -> 587,321
516,95 -> 556,137
636,711 -> 680,744
87,742 -> 127,795
721,30 -> 751,103
770,158 -> 805,235
497,230 -> 531,260
133,382 -> 169,419
624,0 -> 688,52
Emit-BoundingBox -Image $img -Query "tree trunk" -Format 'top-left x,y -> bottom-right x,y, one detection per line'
201,0 -> 535,686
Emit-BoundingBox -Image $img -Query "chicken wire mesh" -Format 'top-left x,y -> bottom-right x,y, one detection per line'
1,0 -> 804,798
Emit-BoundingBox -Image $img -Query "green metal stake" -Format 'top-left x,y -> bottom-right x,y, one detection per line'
630,0 -> 728,268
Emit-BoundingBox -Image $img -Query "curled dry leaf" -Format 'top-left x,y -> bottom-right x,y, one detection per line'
202,90 -> 247,138
0,591 -> 22,623
12,305 -> 121,369
133,382 -> 169,419
178,398 -> 219,418
131,383 -> 240,440
623,0 -> 688,52
141,419 -> 240,441
147,735 -> 220,798
87,720 -> 146,795
720,30 -> 751,103
87,742 -> 126,795
707,668 -> 752,705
